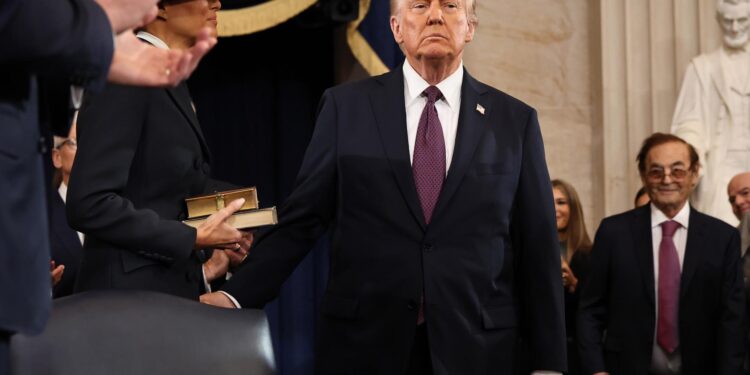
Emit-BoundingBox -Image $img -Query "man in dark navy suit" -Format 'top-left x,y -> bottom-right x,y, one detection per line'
0,0 -> 218,372
578,133 -> 745,375
201,0 -> 567,373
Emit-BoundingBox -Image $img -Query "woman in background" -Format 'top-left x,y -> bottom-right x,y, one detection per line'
552,179 -> 593,375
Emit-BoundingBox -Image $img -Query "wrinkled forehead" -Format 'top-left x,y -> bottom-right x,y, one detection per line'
718,2 -> 750,19
392,0 -> 474,13
646,142 -> 691,166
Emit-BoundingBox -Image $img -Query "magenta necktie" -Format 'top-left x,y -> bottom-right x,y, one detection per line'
413,86 -> 445,325
657,220 -> 681,354
413,86 -> 446,224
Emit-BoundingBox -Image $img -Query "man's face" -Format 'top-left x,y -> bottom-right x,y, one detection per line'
52,123 -> 78,183
728,173 -> 750,220
718,3 -> 750,49
390,0 -> 475,63
640,141 -> 699,215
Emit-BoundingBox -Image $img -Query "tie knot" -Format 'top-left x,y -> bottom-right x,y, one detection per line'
661,220 -> 680,238
423,86 -> 443,104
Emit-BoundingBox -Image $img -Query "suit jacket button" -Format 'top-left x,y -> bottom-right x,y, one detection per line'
422,243 -> 433,252
407,300 -> 417,310
202,162 -> 211,174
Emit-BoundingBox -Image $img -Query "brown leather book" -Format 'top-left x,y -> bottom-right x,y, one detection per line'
185,187 -> 259,219
182,206 -> 278,230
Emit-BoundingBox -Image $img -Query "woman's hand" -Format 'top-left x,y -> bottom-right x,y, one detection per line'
562,259 -> 578,293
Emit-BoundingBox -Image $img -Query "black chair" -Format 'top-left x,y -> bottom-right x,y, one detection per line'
10,290 -> 276,375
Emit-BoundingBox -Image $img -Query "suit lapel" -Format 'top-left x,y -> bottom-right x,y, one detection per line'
680,209 -> 705,297
432,70 -> 488,221
370,68 -> 426,230
632,206 -> 656,306
166,83 -> 212,161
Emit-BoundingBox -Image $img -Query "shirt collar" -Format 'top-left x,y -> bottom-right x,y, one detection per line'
650,202 -> 690,229
58,182 -> 68,203
402,60 -> 464,109
136,31 -> 170,50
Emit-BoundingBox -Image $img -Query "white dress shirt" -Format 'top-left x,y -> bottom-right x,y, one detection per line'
649,202 -> 690,375
402,60 -> 462,173
58,182 -> 84,245
135,31 -> 169,50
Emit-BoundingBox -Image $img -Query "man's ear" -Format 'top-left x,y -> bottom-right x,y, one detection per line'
390,15 -> 403,44
691,166 -> 701,188
157,6 -> 168,21
465,18 -> 476,43
52,150 -> 63,169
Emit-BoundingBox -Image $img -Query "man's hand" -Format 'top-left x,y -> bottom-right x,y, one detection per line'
108,28 -> 217,88
95,0 -> 159,34
50,261 -> 64,286
202,250 -> 230,282
223,231 -> 253,268
200,292 -> 236,308
194,198 -> 245,250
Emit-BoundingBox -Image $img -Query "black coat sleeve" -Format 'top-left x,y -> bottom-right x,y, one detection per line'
511,109 -> 567,372
0,0 -> 113,90
66,85 -> 196,264
577,221 -> 613,374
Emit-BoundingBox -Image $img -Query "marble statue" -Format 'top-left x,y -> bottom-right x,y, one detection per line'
672,0 -> 750,225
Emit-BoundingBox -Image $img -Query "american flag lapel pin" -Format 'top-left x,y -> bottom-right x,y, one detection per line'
476,104 -> 485,115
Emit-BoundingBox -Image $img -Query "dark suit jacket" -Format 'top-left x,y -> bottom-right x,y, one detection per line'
67,81 -> 233,300
0,0 -> 112,335
565,250 -> 590,375
48,190 -> 84,298
578,204 -> 745,375
223,67 -> 566,374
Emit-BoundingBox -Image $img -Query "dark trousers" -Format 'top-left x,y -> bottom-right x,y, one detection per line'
407,324 -> 432,375
0,330 -> 10,375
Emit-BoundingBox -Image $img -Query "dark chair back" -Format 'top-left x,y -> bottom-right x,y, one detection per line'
10,290 -> 276,375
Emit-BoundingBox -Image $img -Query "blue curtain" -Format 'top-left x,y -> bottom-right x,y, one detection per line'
357,0 -> 403,71
189,20 -> 333,375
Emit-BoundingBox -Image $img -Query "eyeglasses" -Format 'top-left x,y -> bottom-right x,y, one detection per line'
645,166 -> 691,181
56,138 -> 77,150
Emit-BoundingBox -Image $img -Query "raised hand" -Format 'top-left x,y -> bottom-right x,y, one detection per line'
95,0 -> 159,33
107,28 -> 217,88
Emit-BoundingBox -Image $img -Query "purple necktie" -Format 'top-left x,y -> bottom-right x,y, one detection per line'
413,86 -> 446,225
413,86 -> 445,325
657,220 -> 681,354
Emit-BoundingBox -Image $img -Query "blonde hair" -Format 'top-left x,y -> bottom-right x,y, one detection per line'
552,179 -> 592,261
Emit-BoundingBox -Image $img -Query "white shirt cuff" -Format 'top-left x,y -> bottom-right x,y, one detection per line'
201,265 -> 212,293
218,291 -> 241,308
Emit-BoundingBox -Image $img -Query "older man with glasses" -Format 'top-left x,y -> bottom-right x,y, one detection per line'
578,132 -> 745,375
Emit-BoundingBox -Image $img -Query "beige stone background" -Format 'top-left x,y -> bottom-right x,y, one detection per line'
463,0 -> 722,232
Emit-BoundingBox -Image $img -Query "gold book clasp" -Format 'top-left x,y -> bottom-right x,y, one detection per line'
215,194 -> 226,210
